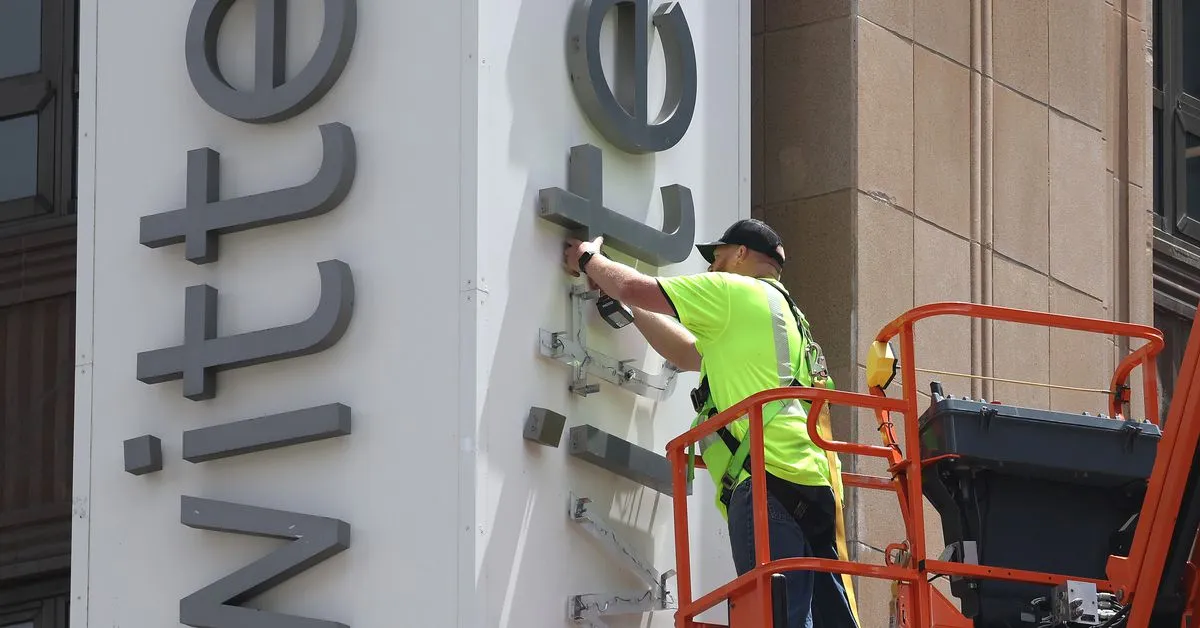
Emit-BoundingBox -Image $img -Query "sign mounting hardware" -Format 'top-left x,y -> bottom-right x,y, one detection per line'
539,283 -> 680,399
567,494 -> 677,627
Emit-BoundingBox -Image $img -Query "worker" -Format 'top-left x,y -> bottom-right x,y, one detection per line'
562,218 -> 858,628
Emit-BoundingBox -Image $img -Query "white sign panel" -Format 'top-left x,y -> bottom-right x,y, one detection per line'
72,1 -> 749,626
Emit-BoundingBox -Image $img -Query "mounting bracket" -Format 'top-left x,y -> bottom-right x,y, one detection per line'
567,494 -> 676,626
540,283 -> 680,399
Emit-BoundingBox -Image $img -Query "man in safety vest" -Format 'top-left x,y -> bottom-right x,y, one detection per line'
563,218 -> 858,628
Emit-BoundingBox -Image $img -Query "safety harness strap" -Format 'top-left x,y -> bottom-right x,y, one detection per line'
722,281 -> 808,501
686,278 -> 859,621
688,280 -> 811,506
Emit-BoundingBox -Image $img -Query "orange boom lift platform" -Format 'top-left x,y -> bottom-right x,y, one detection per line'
664,302 -> 1200,628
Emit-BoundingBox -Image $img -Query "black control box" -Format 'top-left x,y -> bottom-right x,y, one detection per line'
916,387 -> 1161,628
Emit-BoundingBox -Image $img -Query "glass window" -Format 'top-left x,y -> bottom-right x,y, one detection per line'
0,0 -> 41,80
1186,130 -> 1200,221
1187,0 -> 1200,96
1156,113 -> 1165,217
0,114 -> 39,203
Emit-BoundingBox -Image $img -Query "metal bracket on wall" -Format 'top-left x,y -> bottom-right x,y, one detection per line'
540,284 -> 680,399
568,494 -> 676,626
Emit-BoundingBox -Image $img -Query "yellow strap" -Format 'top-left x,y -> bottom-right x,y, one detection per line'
818,403 -> 860,625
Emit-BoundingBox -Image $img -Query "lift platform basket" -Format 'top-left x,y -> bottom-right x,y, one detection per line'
916,390 -> 1162,628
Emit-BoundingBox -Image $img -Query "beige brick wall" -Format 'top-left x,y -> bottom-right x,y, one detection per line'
752,1 -> 1154,626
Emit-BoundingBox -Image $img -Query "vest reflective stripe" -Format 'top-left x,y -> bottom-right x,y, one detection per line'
694,282 -> 801,459
763,281 -> 804,418
693,281 -> 806,514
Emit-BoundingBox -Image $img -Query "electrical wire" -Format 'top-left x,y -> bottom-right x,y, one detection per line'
1095,603 -> 1130,628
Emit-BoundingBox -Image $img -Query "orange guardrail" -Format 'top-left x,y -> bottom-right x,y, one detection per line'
664,301 -> 1166,628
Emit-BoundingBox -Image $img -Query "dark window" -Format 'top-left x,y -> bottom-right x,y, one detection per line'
1153,0 -> 1200,422
0,116 -> 40,204
0,578 -> 69,628
0,0 -> 41,81
1152,265 -> 1198,422
0,0 -> 77,237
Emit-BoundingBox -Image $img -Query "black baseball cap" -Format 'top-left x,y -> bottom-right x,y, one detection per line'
696,219 -> 786,267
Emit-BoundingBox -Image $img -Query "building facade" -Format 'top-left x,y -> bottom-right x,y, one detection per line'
749,0 -> 1160,626
0,0 -> 1185,627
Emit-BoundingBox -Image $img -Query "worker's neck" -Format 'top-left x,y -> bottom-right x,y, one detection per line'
730,270 -> 781,282
742,266 -> 781,281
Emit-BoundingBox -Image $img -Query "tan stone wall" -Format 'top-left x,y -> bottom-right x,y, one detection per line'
752,1 -> 1154,626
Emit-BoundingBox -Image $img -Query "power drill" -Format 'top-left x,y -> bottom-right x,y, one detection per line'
596,292 -> 634,329
582,249 -> 635,329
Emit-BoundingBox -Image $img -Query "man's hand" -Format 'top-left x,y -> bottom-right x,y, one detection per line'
560,234 -> 674,317
563,235 -> 605,277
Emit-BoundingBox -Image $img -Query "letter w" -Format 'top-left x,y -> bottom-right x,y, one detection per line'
180,496 -> 351,628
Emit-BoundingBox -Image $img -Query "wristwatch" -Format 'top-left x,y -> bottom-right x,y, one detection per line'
577,250 -> 596,274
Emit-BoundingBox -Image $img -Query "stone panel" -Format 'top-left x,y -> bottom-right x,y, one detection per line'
992,256 -> 1051,408
915,48 -> 971,237
1050,111 -> 1111,301
915,0 -> 971,66
860,0 -> 914,38
994,0 -> 1049,102
1050,0 -> 1107,130
764,0 -> 852,30
1049,281 -> 1114,414
764,18 -> 855,203
914,221 -> 973,398
993,84 -> 1050,273
857,193 -> 915,350
858,19 -> 915,211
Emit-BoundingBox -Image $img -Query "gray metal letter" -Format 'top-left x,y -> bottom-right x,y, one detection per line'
523,406 -> 567,447
124,435 -> 164,475
186,0 -> 358,123
539,144 -> 695,266
567,0 -> 697,153
568,424 -> 689,496
140,123 -> 357,264
136,260 -> 355,401
183,403 -> 351,463
179,496 -> 351,628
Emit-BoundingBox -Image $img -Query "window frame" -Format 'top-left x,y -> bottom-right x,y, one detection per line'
1153,0 -> 1200,421
1153,237 -> 1200,419
0,0 -> 77,239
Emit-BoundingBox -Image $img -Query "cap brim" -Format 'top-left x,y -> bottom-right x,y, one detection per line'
695,242 -> 723,263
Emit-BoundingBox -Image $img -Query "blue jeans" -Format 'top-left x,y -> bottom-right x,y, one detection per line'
726,477 -> 859,628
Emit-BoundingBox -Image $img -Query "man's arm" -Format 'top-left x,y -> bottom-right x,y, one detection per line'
628,305 -> 702,372
563,237 -> 676,316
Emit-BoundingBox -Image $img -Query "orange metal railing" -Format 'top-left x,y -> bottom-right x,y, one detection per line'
664,301 -> 1167,628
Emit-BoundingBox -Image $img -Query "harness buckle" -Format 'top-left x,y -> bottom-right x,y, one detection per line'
719,473 -> 738,507
690,377 -> 711,413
